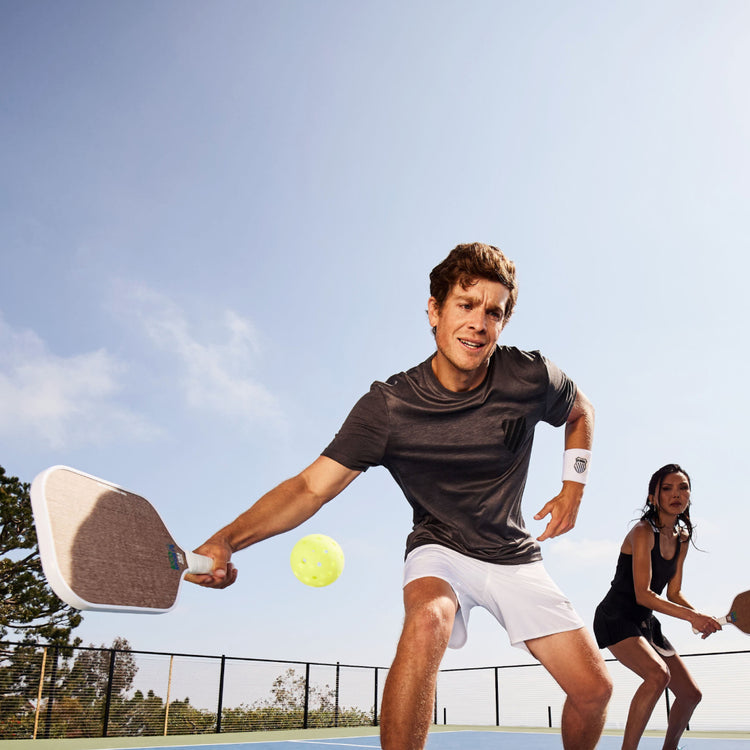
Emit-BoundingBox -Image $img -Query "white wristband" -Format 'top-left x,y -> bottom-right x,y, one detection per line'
562,449 -> 592,484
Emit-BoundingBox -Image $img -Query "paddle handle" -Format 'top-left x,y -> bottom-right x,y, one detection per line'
692,614 -> 728,634
185,551 -> 214,575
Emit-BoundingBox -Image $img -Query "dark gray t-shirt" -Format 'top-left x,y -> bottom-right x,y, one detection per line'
322,347 -> 577,564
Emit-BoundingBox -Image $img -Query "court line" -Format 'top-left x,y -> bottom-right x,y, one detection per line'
290,743 -> 380,748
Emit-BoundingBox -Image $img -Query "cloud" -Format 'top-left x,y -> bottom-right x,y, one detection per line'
115,285 -> 282,425
0,286 -> 282,451
0,314 -> 156,449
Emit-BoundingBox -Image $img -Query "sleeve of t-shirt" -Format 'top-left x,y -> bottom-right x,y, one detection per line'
542,356 -> 578,427
321,385 -> 389,471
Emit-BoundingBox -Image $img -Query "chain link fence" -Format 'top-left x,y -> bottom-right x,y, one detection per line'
0,642 -> 385,740
436,650 -> 750,732
2,642 -> 748,740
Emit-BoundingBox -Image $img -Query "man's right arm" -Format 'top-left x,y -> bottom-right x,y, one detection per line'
186,456 -> 361,589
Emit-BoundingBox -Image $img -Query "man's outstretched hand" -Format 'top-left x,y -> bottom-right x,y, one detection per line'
534,482 -> 584,542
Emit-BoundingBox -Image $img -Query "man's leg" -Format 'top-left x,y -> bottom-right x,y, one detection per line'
526,627 -> 612,750
380,576 -> 457,750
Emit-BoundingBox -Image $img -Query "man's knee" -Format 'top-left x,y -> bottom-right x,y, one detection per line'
568,668 -> 613,714
402,596 -> 455,649
594,670 -> 614,708
530,629 -> 613,714
401,577 -> 457,651
590,670 -> 613,708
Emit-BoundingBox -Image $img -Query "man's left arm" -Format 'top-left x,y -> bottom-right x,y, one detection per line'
533,388 -> 594,541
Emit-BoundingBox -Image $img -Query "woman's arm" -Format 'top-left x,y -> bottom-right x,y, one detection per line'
630,522 -> 720,637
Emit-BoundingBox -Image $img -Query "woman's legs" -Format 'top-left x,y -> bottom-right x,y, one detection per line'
608,637 -> 670,750
660,653 -> 702,750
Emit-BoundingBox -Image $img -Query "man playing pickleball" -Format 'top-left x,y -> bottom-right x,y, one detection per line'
189,242 -> 612,750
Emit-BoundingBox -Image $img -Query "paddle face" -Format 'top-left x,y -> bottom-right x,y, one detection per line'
726,591 -> 750,634
31,466 -> 194,614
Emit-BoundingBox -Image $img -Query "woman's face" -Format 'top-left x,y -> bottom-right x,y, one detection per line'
654,471 -> 691,516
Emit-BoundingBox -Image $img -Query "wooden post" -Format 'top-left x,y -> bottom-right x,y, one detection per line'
163,654 -> 174,736
32,647 -> 48,740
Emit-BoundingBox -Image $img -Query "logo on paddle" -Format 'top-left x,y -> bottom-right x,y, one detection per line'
166,544 -> 185,570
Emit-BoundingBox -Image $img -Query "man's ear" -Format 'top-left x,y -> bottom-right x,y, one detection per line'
427,297 -> 440,328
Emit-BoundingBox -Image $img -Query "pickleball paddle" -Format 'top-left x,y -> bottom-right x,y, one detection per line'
692,590 -> 750,635
715,591 -> 750,633
30,465 -> 213,614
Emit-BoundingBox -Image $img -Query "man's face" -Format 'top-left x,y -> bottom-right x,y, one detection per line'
427,278 -> 510,392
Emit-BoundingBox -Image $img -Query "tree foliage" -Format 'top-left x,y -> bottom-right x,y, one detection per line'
220,667 -> 372,732
0,465 -> 82,645
59,636 -> 138,703
0,637 -> 141,739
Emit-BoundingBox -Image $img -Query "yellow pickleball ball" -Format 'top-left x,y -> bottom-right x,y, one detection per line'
290,534 -> 344,587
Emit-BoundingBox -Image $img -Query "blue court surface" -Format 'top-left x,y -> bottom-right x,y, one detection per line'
130,730 -> 750,749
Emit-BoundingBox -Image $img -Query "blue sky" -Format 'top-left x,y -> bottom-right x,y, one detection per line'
2,0 -> 750,672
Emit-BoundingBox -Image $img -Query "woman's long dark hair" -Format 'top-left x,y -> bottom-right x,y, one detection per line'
641,463 -> 695,542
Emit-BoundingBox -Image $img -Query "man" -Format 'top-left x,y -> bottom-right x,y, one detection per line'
188,243 -> 612,749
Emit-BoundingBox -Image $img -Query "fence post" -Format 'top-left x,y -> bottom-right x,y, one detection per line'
373,667 -> 379,727
216,655 -> 226,733
43,646 -> 59,739
33,647 -> 48,740
102,649 -> 117,737
303,663 -> 311,729
334,662 -> 340,727
494,666 -> 500,727
163,654 -> 174,736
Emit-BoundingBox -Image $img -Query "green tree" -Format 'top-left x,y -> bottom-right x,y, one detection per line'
37,637 -> 140,739
164,697 -> 216,735
0,465 -> 82,645
221,668 -> 373,731
120,689 -> 166,736
269,667 -> 336,713
60,636 -> 137,703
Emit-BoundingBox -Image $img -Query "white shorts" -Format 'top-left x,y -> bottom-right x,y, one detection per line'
403,544 -> 584,653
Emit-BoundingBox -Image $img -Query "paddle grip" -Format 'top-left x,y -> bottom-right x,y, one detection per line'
185,551 -> 214,575
692,614 -> 728,634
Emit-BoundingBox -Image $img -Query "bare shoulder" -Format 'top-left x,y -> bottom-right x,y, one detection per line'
623,520 -> 655,555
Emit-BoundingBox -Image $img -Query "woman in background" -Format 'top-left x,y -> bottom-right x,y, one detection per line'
593,463 -> 722,750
